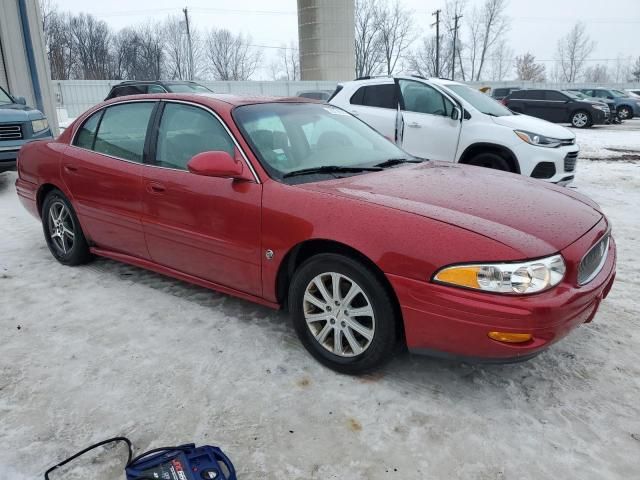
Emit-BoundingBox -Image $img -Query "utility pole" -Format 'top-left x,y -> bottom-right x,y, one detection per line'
431,9 -> 441,77
451,14 -> 462,80
183,7 -> 194,80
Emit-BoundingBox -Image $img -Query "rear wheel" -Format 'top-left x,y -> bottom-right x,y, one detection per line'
42,190 -> 91,265
618,105 -> 633,120
466,152 -> 510,172
288,253 -> 398,374
571,110 -> 591,128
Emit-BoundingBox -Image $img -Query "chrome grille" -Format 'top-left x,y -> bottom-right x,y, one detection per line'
578,234 -> 609,285
560,138 -> 576,146
0,124 -> 23,140
564,152 -> 578,172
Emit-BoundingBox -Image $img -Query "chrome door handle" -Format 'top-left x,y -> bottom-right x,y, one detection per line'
63,164 -> 78,172
407,122 -> 421,128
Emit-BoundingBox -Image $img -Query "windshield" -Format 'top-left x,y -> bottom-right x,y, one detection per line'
0,86 -> 13,104
445,84 -> 512,117
166,83 -> 211,94
234,103 -> 411,182
562,91 -> 581,100
611,89 -> 629,97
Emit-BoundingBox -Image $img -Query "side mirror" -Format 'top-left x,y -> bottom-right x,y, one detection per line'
451,106 -> 462,121
187,150 -> 253,181
15,96 -> 27,105
607,96 -> 614,100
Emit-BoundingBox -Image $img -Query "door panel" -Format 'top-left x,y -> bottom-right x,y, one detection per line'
398,80 -> 461,161
62,102 -> 156,258
62,147 -> 148,258
141,102 -> 262,295
348,83 -> 398,139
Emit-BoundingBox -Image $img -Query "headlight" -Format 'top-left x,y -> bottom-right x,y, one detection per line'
433,254 -> 566,295
31,118 -> 49,133
514,130 -> 563,148
592,104 -> 608,111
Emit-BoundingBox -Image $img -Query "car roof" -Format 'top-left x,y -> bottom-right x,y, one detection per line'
102,92 -> 319,109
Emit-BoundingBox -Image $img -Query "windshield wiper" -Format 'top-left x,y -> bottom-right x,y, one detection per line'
283,165 -> 382,178
374,158 -> 423,168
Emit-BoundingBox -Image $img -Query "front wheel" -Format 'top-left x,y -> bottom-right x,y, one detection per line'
571,110 -> 591,128
288,254 -> 399,374
42,190 -> 91,265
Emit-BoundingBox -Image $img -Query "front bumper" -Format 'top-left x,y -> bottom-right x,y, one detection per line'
515,142 -> 579,185
0,148 -> 18,171
388,222 -> 616,362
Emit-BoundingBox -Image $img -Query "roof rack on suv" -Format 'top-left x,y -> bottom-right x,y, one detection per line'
353,75 -> 393,81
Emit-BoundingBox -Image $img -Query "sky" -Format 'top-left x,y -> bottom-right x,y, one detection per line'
51,0 -> 640,79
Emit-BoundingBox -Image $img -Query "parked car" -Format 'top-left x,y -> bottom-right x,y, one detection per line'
625,89 -> 640,98
104,80 -> 212,100
504,89 -> 609,128
295,90 -> 334,101
330,76 -> 579,185
568,90 -> 620,124
571,88 -> 640,120
15,93 -> 616,373
1,85 -> 53,173
491,86 -> 521,100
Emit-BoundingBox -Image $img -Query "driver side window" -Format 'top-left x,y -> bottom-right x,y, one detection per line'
399,80 -> 453,117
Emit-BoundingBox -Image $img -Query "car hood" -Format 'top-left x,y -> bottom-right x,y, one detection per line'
491,114 -> 574,139
298,162 -> 602,258
0,103 -> 43,122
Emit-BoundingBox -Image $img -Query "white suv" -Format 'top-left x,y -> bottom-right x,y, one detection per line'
329,76 -> 579,185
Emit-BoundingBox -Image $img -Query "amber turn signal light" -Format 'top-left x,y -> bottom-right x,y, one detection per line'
488,332 -> 532,343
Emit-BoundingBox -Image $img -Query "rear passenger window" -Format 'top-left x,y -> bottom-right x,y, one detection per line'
93,102 -> 155,162
155,103 -> 235,170
350,84 -> 398,109
73,110 -> 102,149
546,91 -> 567,101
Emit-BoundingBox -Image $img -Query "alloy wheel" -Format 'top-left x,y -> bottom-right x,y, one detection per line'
572,112 -> 588,128
303,272 -> 375,357
47,201 -> 75,255
619,107 -> 631,119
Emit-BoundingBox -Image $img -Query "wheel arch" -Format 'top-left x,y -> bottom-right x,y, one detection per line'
275,238 -> 405,341
36,183 -> 64,217
458,143 -> 520,174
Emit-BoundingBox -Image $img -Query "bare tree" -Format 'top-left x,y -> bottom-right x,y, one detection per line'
408,35 -> 452,78
556,22 -> 596,83
514,52 -> 546,82
269,43 -> 300,81
163,15 -> 203,80
489,39 -> 513,80
355,0 -> 383,77
583,64 -> 609,83
473,0 -> 509,81
631,57 -> 640,82
205,29 -> 261,81
70,13 -> 112,80
612,55 -> 631,83
376,0 -> 414,75
43,10 -> 75,79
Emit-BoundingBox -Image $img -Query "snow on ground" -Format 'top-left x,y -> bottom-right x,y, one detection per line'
574,118 -> 640,160
1,152 -> 640,479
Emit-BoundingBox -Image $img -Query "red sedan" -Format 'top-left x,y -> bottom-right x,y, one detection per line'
15,94 -> 616,374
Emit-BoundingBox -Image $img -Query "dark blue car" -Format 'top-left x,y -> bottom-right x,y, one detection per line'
0,85 -> 53,172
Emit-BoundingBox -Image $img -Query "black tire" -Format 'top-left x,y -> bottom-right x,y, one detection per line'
618,105 -> 633,120
570,110 -> 591,128
466,152 -> 511,172
42,189 -> 91,265
288,253 -> 399,374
